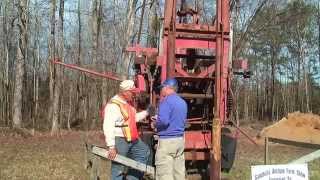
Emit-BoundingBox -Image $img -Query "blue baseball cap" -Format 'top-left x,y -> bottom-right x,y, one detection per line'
159,78 -> 178,89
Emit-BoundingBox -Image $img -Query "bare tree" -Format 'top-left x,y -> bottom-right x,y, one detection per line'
91,0 -> 102,65
31,0 -> 41,130
147,0 -> 159,48
90,0 -> 103,129
67,0 -> 83,130
12,0 -> 28,128
51,0 -> 64,134
1,0 -> 12,126
318,1 -> 320,65
48,0 -> 56,129
121,0 -> 138,77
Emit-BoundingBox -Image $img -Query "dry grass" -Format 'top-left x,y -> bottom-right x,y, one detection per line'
0,127 -> 319,180
223,126 -> 320,180
0,130 -> 106,180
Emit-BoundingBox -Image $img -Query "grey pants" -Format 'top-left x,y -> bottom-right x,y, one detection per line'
155,137 -> 185,180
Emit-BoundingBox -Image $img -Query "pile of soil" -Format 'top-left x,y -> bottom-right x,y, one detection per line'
259,112 -> 320,144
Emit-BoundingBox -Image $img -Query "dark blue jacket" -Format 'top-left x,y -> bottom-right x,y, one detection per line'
156,93 -> 187,138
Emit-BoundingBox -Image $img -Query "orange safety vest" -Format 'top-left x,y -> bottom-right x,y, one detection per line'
103,99 -> 139,142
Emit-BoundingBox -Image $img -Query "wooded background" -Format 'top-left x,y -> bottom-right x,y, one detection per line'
0,0 -> 319,134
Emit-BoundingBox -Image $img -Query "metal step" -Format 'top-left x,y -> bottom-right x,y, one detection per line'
179,93 -> 213,99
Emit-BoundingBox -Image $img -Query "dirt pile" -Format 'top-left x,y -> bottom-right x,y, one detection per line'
259,112 -> 320,144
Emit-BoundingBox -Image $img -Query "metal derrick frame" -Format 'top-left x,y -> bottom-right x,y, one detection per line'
128,1 -> 231,179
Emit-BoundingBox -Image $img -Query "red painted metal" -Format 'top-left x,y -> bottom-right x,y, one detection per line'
185,131 -> 211,149
175,39 -> 216,49
52,60 -> 121,81
175,61 -> 216,78
197,64 -> 216,78
187,117 -> 204,121
185,151 -> 210,161
136,75 -> 146,92
175,24 -> 216,32
164,0 -> 177,79
126,45 -> 158,59
139,64 -> 146,74
175,61 -> 190,77
179,93 -> 213,99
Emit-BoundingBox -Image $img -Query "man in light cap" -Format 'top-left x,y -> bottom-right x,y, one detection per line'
102,79 -> 151,180
154,78 -> 188,180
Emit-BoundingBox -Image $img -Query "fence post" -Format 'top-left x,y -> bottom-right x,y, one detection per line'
90,154 -> 100,180
264,137 -> 269,165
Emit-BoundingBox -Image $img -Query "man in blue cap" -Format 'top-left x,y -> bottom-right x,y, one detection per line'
154,78 -> 188,180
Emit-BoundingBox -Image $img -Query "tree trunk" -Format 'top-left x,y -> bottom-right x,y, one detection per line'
243,80 -> 249,121
32,0 -> 40,130
136,0 -> 146,44
2,0 -> 10,125
0,1 -> 3,124
147,0 -> 159,48
91,0 -> 103,129
91,0 -> 102,65
318,2 -> 320,65
74,0 -> 82,126
13,0 -> 28,128
301,41 -> 310,112
296,49 -> 301,111
271,47 -> 276,121
67,85 -> 72,130
48,0 -> 56,129
51,0 -> 64,134
121,0 -> 138,77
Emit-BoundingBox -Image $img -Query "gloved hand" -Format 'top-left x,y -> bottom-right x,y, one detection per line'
146,104 -> 156,116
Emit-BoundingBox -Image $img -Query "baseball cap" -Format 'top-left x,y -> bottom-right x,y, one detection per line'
159,78 -> 178,89
119,80 -> 140,93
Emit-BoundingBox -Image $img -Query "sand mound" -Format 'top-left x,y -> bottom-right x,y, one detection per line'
259,112 -> 320,144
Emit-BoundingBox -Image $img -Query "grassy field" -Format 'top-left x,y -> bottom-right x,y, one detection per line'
0,127 -> 319,180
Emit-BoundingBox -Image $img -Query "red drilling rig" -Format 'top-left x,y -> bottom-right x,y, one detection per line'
54,0 -> 249,179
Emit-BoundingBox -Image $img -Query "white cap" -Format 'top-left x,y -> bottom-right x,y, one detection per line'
119,80 -> 140,92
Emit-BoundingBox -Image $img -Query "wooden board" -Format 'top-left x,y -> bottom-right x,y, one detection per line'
290,149 -> 320,164
91,146 -> 155,178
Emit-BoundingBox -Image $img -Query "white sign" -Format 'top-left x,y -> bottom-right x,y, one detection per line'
251,164 -> 308,180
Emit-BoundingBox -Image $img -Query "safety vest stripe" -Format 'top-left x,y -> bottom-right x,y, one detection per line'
109,99 -> 138,142
110,99 -> 129,120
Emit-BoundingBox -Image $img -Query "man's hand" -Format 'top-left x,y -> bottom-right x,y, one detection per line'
151,115 -> 157,121
147,105 -> 156,116
107,146 -> 117,160
150,115 -> 157,130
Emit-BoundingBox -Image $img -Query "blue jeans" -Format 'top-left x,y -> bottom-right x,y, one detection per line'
111,137 -> 150,180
